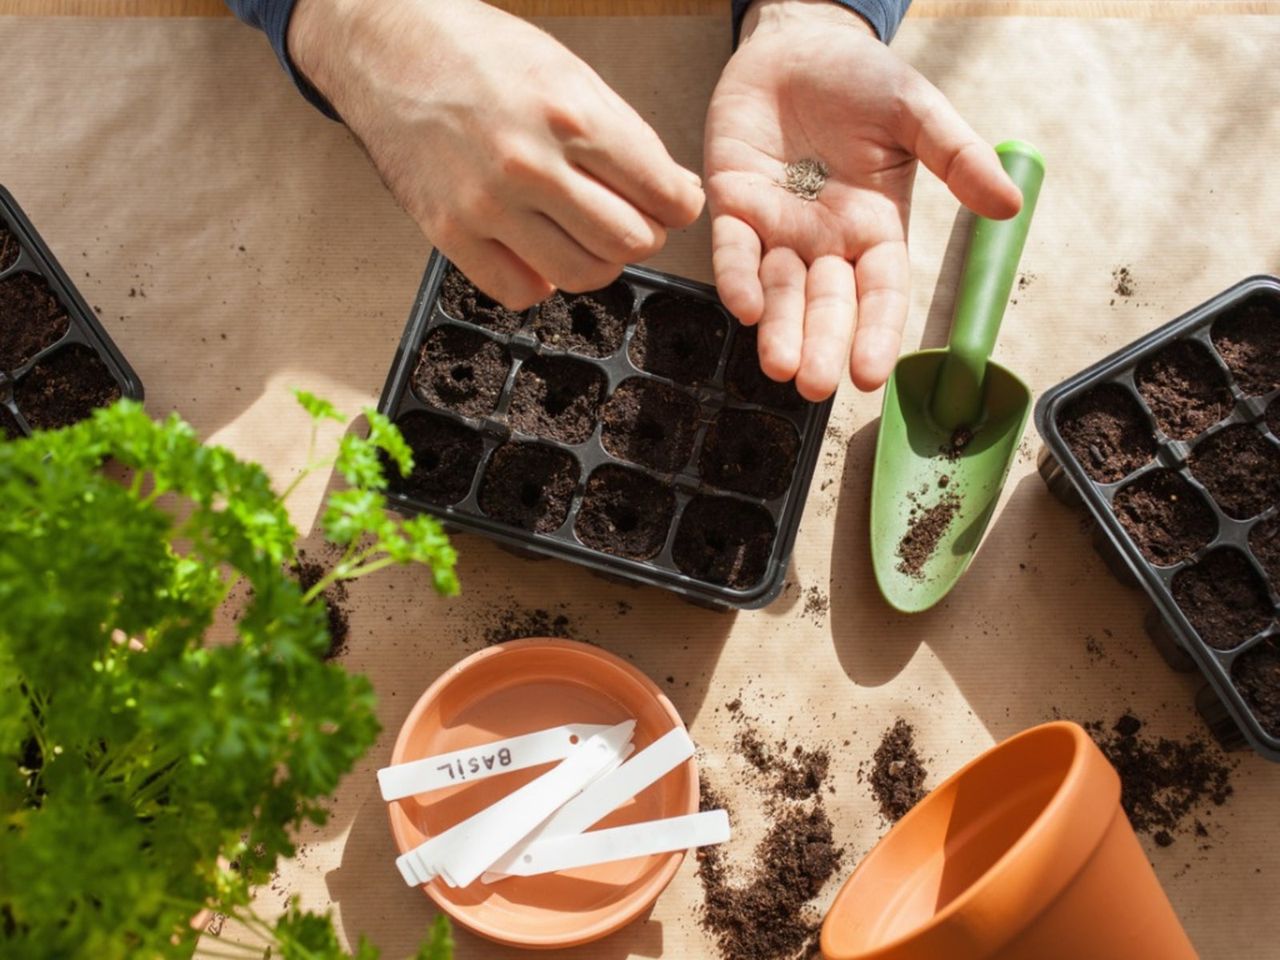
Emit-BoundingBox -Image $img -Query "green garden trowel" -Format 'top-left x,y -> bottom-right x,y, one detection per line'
870,140 -> 1045,613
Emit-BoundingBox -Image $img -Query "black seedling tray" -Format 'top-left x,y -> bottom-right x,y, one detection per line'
0,185 -> 143,438
377,252 -> 833,609
1036,275 -> 1280,761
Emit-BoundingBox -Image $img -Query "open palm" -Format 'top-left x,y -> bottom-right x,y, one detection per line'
706,5 -> 1021,399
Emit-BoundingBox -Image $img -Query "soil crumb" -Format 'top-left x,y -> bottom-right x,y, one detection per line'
896,492 -> 962,579
866,720 -> 928,823
803,586 -> 829,624
292,551 -> 350,660
734,727 -> 831,802
1113,265 -> 1136,298
781,158 -> 828,201
942,426 -> 973,462
481,605 -> 575,646
1085,714 -> 1235,846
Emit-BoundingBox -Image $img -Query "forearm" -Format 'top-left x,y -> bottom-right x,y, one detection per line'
731,0 -> 912,44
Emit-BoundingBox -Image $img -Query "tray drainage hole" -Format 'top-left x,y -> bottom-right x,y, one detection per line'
520,481 -> 542,508
450,363 -> 475,384
613,506 -> 639,533
637,416 -> 665,443
570,302 -> 598,339
542,385 -> 576,417
420,450 -> 441,471
736,440 -> 760,470
705,531 -> 727,552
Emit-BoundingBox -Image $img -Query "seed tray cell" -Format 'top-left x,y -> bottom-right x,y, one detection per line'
377,252 -> 834,609
0,186 -> 142,438
1036,275 -> 1280,760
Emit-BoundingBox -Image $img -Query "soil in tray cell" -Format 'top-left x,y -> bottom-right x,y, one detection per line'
1056,383 -> 1156,484
724,324 -> 806,410
532,281 -> 630,357
0,405 -> 21,440
0,221 -> 20,272
437,268 -> 525,334
508,355 -> 604,444
673,494 -> 775,589
15,345 -> 120,431
1171,548 -> 1273,651
630,294 -> 728,385
1211,292 -> 1280,396
1268,396 -> 1280,439
1113,469 -> 1216,566
0,272 -> 71,370
575,464 -> 674,560
411,325 -> 510,418
600,377 -> 699,473
1233,638 -> 1280,739
1134,339 -> 1233,440
699,408 -> 799,500
479,441 -> 579,533
1188,424 -> 1280,520
390,410 -> 484,506
1249,515 -> 1280,589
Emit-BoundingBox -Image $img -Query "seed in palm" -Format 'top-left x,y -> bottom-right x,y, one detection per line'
781,158 -> 828,201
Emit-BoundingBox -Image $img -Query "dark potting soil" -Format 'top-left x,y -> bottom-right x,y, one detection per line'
574,464 -> 674,559
725,324 -> 806,410
1268,397 -> 1280,439
672,494 -> 775,589
1135,339 -> 1233,440
0,272 -> 71,370
292,551 -> 350,660
1112,266 -> 1136,298
630,294 -> 728,385
508,354 -> 604,444
600,377 -> 698,473
1211,293 -> 1280,396
532,282 -> 630,357
0,221 -> 20,271
896,492 -> 961,579
478,441 -> 579,533
1085,714 -> 1234,843
412,325 -> 510,418
390,410 -> 484,506
1057,383 -> 1156,483
699,408 -> 800,500
941,426 -> 973,463
0,405 -> 21,440
481,605 -> 575,646
867,719 -> 928,824
734,727 -> 832,802
1113,469 -> 1216,566
1249,515 -> 1280,588
1171,548 -> 1273,650
15,345 -> 120,431
1232,639 -> 1280,738
1188,424 -> 1280,520
437,268 -> 525,334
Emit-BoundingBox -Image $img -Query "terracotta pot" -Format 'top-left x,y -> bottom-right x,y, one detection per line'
821,721 -> 1196,960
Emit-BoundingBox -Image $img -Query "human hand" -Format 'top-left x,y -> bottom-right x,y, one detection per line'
705,0 -> 1022,399
289,0 -> 704,309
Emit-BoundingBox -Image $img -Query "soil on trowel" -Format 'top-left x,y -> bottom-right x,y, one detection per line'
1171,548 -> 1273,650
1249,514 -> 1280,588
508,354 -> 604,444
437,268 -> 525,333
0,221 -> 20,271
1135,339 -> 1233,440
1057,383 -> 1156,483
630,294 -> 728,385
412,324 -> 510,418
1188,424 -> 1280,520
895,492 -> 962,579
292,550 -> 350,660
672,494 -> 775,589
0,272 -> 71,370
390,410 -> 484,506
865,719 -> 929,824
15,345 -> 120,430
532,281 -> 630,357
1211,292 -> 1280,396
1084,714 -> 1234,846
1232,639 -> 1280,738
941,426 -> 973,463
478,441 -> 579,533
725,324 -> 806,410
0,405 -> 21,440
699,408 -> 800,499
1113,469 -> 1216,566
600,377 -> 699,473
575,464 -> 674,559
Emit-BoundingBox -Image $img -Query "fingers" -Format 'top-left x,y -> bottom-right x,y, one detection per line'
495,213 -> 621,294
757,247 -> 806,382
712,215 -> 764,325
849,240 -> 910,391
446,237 -> 554,311
796,256 -> 856,402
901,76 -> 1022,221
542,170 -> 668,265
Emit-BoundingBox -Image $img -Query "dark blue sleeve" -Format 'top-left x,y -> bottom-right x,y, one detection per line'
225,0 -> 339,119
731,0 -> 911,45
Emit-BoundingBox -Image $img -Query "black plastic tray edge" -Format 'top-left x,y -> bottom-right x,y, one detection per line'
1033,274 -> 1280,761
376,251 -> 832,610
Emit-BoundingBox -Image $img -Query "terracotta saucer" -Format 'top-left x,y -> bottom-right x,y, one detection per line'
386,637 -> 698,948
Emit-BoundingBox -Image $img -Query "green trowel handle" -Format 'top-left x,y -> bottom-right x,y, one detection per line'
930,140 -> 1046,430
